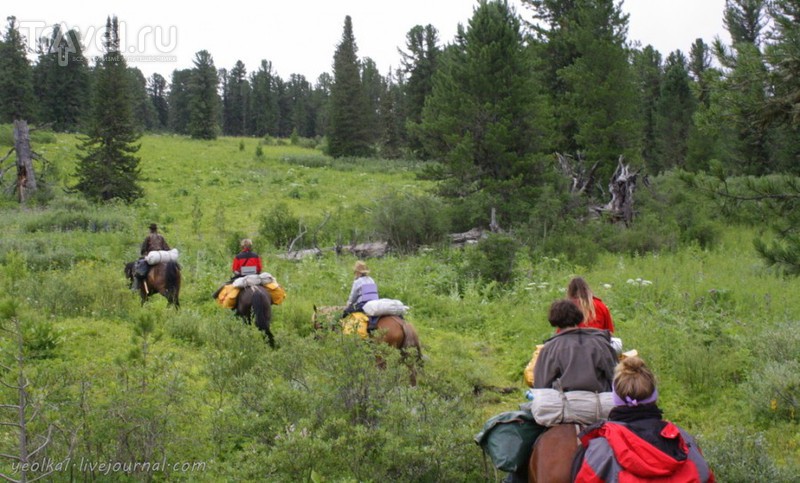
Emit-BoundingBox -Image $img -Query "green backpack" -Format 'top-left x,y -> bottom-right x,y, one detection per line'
474,409 -> 543,473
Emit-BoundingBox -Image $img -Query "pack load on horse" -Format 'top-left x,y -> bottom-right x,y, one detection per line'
126,224 -> 181,308
211,238 -> 284,347
313,304 -> 422,385
476,299 -> 618,482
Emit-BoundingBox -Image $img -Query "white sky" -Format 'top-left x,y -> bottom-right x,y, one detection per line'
10,0 -> 729,81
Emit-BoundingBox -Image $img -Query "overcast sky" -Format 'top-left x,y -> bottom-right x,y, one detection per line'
11,0 -> 729,81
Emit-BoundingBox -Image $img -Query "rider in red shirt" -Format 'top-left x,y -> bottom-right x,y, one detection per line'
232,238 -> 263,277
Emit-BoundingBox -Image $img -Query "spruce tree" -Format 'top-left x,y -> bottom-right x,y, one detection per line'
33,26 -> 89,131
248,60 -> 279,137
148,73 -> 169,130
400,24 -> 440,156
631,46 -> 663,168
73,16 -> 143,203
418,0 -> 553,222
713,0 -> 771,174
0,16 -> 36,123
168,69 -> 192,134
188,50 -> 219,140
128,67 -> 156,131
222,60 -> 249,135
653,51 -> 696,172
328,15 -> 372,158
523,0 -> 639,179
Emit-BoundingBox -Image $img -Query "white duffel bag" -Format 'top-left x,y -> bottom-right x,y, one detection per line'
362,298 -> 409,316
145,248 -> 179,265
529,388 -> 614,427
232,272 -> 276,288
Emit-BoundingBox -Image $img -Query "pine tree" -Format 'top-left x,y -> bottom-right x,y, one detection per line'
286,74 -> 313,137
128,67 -> 156,131
523,0 -> 639,179
168,69 -> 192,134
188,50 -> 219,140
33,26 -> 89,131
713,0 -> 771,174
248,60 -> 279,136
631,45 -> 663,168
310,73 -> 332,138
222,60 -> 249,135
328,15 -> 372,158
73,16 -> 143,203
400,24 -> 440,125
653,51 -> 696,172
418,0 -> 553,222
361,57 -> 383,144
0,16 -> 36,123
762,0 -> 800,173
148,73 -> 169,130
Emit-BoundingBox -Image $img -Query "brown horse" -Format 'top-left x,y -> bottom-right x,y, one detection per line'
312,305 -> 423,384
234,285 -> 275,348
125,261 -> 181,308
528,424 -> 581,483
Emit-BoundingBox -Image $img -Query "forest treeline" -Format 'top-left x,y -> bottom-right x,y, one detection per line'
1,0 -> 800,232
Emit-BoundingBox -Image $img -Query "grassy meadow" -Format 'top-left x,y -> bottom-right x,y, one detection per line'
0,131 -> 798,481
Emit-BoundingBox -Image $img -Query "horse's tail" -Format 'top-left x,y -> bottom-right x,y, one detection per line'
252,286 -> 274,346
164,261 -> 181,308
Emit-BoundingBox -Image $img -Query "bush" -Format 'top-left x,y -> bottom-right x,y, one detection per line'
371,192 -> 450,253
746,360 -> 800,422
461,233 -> 519,285
704,428 -> 789,482
259,202 -> 301,250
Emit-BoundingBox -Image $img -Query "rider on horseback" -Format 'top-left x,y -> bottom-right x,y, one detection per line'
505,299 -> 617,483
572,356 -> 715,482
343,261 -> 380,333
132,224 -> 170,290
232,238 -> 263,278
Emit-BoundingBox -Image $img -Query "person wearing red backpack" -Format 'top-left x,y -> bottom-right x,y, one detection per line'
572,356 -> 715,482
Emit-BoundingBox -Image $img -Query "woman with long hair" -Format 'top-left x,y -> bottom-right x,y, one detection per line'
567,277 -> 614,332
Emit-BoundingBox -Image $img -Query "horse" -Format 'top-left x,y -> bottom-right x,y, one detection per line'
125,260 -> 181,308
528,424 -> 581,483
312,305 -> 423,385
232,285 -> 275,348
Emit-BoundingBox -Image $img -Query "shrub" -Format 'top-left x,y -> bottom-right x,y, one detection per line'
371,192 -> 450,253
704,428 -> 788,482
746,360 -> 800,422
23,319 -> 63,359
259,202 -> 301,250
461,233 -> 519,285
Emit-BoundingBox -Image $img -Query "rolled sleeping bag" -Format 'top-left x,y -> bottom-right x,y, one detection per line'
145,248 -> 179,265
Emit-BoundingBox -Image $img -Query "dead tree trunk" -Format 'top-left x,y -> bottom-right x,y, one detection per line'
594,156 -> 640,226
13,119 -> 36,203
556,152 -> 599,196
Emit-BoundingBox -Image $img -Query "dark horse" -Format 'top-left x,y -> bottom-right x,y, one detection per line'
231,285 -> 275,348
125,261 -> 181,308
528,424 -> 581,483
313,305 -> 423,385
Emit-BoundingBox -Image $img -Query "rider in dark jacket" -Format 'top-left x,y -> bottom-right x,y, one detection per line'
133,224 -> 170,290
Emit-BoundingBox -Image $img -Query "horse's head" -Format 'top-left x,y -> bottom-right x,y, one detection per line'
124,262 -> 135,281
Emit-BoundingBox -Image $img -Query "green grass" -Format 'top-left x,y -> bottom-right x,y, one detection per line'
0,130 -> 798,480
